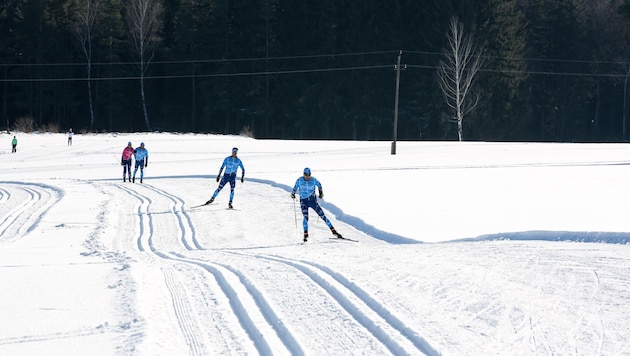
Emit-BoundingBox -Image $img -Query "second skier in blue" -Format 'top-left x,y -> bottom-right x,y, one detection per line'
206,147 -> 245,209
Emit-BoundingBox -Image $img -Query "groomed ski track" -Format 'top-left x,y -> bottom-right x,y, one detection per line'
106,178 -> 437,355
3,172 -> 630,355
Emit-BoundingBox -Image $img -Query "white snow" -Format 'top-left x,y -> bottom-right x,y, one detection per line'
1,132 -> 629,355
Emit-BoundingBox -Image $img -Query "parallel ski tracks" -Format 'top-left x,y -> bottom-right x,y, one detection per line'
228,251 -> 439,356
113,182 -> 297,355
0,182 -> 61,244
113,181 -> 437,355
162,267 -> 207,356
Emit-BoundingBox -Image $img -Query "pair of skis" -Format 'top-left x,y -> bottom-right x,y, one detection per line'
301,236 -> 358,245
189,201 -> 233,210
191,201 -> 357,242
330,235 -> 358,242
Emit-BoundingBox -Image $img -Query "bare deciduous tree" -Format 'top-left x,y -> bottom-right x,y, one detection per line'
437,16 -> 483,141
125,0 -> 163,131
73,0 -> 98,131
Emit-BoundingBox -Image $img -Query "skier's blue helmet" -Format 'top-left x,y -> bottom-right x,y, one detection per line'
303,167 -> 311,175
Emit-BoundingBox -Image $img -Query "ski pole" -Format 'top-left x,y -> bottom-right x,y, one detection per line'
293,197 -> 297,228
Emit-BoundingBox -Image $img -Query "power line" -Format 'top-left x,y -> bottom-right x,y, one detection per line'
7,48 -> 630,68
0,50 -> 398,68
2,49 -> 630,82
0,64 -> 393,83
405,49 -> 630,67
407,64 -> 630,78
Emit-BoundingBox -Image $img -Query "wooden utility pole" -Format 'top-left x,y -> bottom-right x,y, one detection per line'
391,50 -> 406,155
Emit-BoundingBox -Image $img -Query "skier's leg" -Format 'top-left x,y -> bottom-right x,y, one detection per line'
132,161 -> 139,182
212,178 -> 227,199
229,178 -> 236,202
313,203 -> 333,228
300,199 -> 309,232
314,202 -> 340,236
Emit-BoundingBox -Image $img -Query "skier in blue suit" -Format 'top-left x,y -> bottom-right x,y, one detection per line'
206,147 -> 245,209
291,167 -> 342,242
132,142 -> 148,183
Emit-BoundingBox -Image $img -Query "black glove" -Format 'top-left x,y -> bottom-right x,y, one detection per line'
216,176 -> 220,182
241,176 -> 244,183
145,162 -> 148,168
291,193 -> 296,199
121,159 -> 124,166
318,190 -> 324,199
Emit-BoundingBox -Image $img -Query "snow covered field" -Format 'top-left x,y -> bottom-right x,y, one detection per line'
1,132 -> 629,355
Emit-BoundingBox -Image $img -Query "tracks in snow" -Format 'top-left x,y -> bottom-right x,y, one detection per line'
111,180 -> 437,355
0,182 -> 61,245
229,251 -> 439,356
113,182 -> 296,354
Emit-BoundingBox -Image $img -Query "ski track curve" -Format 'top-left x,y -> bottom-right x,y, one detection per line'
303,258 -> 439,355
0,182 -> 62,244
115,184 -> 154,253
112,182 -> 293,355
111,179 -> 434,355
142,183 -> 203,250
0,186 -> 9,204
227,251 -> 438,356
170,251 -> 303,356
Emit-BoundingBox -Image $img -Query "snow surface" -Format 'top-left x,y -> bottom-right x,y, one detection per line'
1,132 -> 630,355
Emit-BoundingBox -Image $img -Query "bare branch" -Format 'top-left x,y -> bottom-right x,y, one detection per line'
73,0 -> 99,131
437,17 -> 483,141
125,0 -> 163,131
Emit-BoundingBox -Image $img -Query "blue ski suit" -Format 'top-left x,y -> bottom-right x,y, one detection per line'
133,144 -> 148,180
292,175 -> 334,232
210,154 -> 245,203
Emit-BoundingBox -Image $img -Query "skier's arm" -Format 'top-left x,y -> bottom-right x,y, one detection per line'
218,158 -> 228,175
316,179 -> 324,198
216,158 -> 227,182
239,160 -> 245,182
291,179 -> 300,199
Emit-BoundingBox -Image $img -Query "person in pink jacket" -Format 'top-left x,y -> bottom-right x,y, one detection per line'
121,142 -> 134,182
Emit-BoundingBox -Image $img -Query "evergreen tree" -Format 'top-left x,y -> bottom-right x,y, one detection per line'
472,0 -> 528,140
96,0 -> 129,131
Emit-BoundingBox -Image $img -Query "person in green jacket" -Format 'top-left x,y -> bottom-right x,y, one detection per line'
11,136 -> 17,153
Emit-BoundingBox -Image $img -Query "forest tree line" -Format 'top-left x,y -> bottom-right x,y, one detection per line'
2,0 -> 630,142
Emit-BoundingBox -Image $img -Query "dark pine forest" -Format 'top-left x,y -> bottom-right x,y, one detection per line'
2,0 -> 630,142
